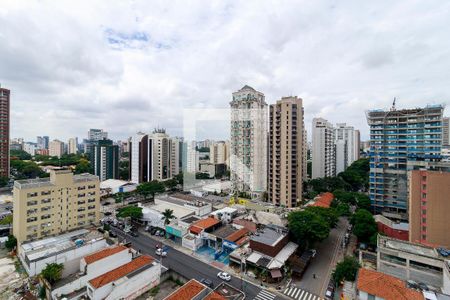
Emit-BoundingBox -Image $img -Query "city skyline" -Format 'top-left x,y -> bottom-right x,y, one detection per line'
1,1 -> 450,141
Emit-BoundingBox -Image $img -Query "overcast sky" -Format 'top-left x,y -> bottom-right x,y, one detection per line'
1,0 -> 449,142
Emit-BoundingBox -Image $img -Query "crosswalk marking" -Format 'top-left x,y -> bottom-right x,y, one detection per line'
254,289 -> 276,300
283,285 -> 323,300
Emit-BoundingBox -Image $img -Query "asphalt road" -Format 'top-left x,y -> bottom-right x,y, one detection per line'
111,227 -> 283,300
295,217 -> 348,297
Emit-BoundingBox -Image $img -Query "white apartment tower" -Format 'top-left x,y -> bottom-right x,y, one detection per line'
186,144 -> 199,173
210,141 -> 229,167
230,85 -> 267,196
68,137 -> 78,155
312,118 -> 335,179
130,129 -> 180,184
334,123 -> 360,174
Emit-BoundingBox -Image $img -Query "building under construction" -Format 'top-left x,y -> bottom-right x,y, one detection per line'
366,104 -> 445,220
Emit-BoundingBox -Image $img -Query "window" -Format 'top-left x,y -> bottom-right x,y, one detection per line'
41,191 -> 51,196
367,295 -> 375,300
27,192 -> 38,198
27,200 -> 38,206
41,198 -> 51,204
41,214 -> 51,220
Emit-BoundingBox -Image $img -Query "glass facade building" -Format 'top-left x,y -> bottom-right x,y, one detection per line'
366,105 -> 444,220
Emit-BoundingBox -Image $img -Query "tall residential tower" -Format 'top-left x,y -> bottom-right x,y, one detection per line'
366,104 -> 444,220
230,86 -> 267,197
312,118 -> 335,179
0,87 -> 10,177
268,96 -> 304,207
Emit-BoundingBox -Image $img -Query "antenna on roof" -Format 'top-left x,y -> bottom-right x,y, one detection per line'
391,97 -> 397,111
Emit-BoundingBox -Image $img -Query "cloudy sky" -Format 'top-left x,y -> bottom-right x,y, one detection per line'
1,0 -> 449,142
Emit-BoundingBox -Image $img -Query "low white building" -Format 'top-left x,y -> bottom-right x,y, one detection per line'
86,255 -> 160,300
210,207 -> 238,224
19,229 -> 109,277
139,203 -> 165,229
50,245 -> 132,299
100,179 -> 137,195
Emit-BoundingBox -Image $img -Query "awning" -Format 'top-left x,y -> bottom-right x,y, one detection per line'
246,252 -> 262,264
270,269 -> 282,278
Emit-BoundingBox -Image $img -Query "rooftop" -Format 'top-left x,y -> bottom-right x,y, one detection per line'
379,236 -> 440,259
225,228 -> 249,243
15,172 -> 98,189
233,219 -> 257,233
164,279 -> 208,300
191,216 -> 220,230
21,229 -> 105,262
100,179 -> 136,190
250,224 -> 287,247
311,192 -> 334,208
206,282 -> 245,300
89,255 -> 154,289
211,225 -> 237,240
357,268 -> 423,300
83,245 -> 128,265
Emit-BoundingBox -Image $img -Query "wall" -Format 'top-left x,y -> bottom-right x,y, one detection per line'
249,234 -> 289,257
377,222 -> 408,241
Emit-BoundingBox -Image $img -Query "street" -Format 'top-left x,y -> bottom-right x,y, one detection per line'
111,227 -> 283,300
294,217 -> 348,297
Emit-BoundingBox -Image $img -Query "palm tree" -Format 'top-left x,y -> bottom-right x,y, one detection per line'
162,209 -> 175,225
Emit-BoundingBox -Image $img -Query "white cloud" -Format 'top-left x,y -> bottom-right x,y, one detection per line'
1,0 -> 449,142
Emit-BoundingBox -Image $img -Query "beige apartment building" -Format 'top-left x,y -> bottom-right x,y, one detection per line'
13,168 -> 100,244
49,139 -> 65,158
210,141 -> 230,167
409,169 -> 450,248
268,96 -> 304,207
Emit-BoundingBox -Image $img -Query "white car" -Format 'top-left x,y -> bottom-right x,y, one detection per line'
155,248 -> 167,257
217,272 -> 231,282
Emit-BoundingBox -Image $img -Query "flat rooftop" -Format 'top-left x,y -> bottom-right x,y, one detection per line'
380,236 -> 440,259
211,225 -> 237,239
15,173 -> 98,189
21,229 -> 105,262
250,225 -> 287,247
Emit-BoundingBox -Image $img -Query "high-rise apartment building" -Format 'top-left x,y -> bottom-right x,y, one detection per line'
23,142 -> 37,156
334,123 -> 360,174
409,168 -> 450,248
0,87 -> 10,177
230,85 -> 267,196
37,136 -> 49,150
312,118 -> 335,179
49,139 -> 65,158
88,129 -> 108,141
210,141 -> 229,166
366,104 -> 444,220
68,137 -> 78,154
186,145 -> 199,173
268,96 -> 304,207
443,117 -> 449,147
13,169 -> 100,243
130,129 -> 180,184
91,139 -> 119,181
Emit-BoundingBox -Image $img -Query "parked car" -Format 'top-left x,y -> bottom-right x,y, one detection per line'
407,280 -> 419,289
217,272 -> 231,282
325,282 -> 335,299
418,282 -> 429,291
130,231 -> 139,237
150,228 -> 158,235
437,248 -> 450,257
155,248 -> 167,257
200,278 -> 214,288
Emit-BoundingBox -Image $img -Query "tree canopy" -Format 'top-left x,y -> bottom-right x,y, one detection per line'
304,206 -> 339,228
10,149 -> 32,160
5,235 -> 17,251
332,256 -> 360,283
136,181 -> 165,199
162,209 -> 175,225
288,210 -> 331,249
117,206 -> 143,219
351,209 -> 378,243
41,263 -> 64,284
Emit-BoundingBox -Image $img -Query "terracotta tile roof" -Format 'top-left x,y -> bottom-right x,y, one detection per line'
232,219 -> 257,233
164,279 -> 207,300
190,225 -> 203,235
204,291 -> 227,300
235,236 -> 249,246
226,228 -> 249,243
357,268 -> 423,300
312,192 -> 334,208
83,245 -> 128,265
192,216 -> 220,229
89,255 -> 154,289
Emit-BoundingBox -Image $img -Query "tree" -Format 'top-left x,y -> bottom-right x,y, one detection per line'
336,203 -> 351,216
75,158 -> 91,174
196,172 -> 210,179
41,263 -> 64,284
163,179 -> 178,191
10,149 -> 32,160
174,172 -> 184,185
162,209 -> 175,225
0,176 -> 8,187
5,235 -> 17,251
0,215 -> 12,225
332,256 -> 360,283
351,209 -> 378,243
333,190 -> 356,205
136,181 -> 165,200
117,206 -> 143,219
355,194 -> 371,211
305,206 -> 339,228
288,210 -> 330,249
